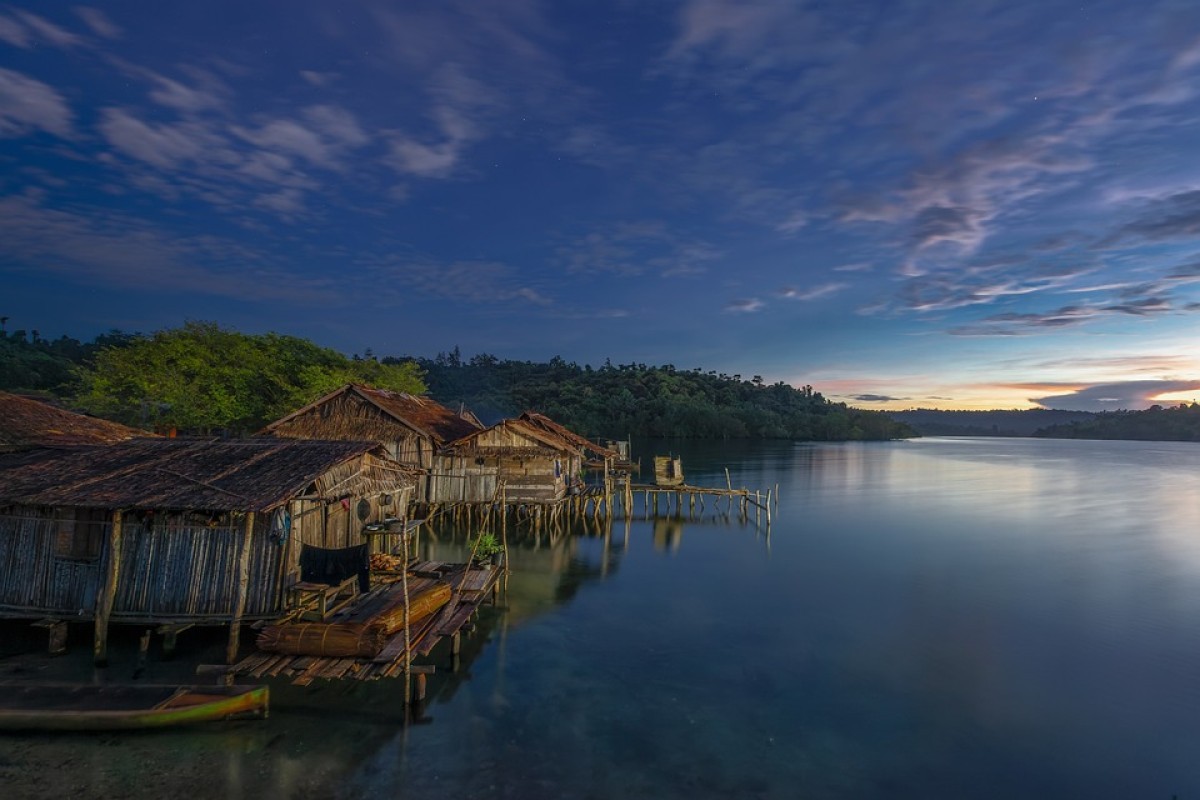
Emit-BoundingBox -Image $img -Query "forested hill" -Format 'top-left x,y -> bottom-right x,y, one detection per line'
885,409 -> 1097,437
1032,404 -> 1200,441
392,351 -> 916,441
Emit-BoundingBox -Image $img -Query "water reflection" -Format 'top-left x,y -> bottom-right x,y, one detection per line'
6,438 -> 1200,799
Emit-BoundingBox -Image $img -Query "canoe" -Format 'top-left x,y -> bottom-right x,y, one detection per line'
0,683 -> 269,731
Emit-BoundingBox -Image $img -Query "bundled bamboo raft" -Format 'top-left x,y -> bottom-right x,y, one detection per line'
257,582 -> 451,658
228,562 -> 500,685
257,623 -> 387,658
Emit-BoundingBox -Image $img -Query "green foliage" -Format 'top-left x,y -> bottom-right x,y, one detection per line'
1033,403 -> 1200,442
74,321 -> 425,433
399,353 -> 915,442
472,532 -> 502,558
0,328 -> 134,394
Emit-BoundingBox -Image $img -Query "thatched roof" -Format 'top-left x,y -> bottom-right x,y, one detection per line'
261,384 -> 481,445
517,412 -> 618,459
0,438 -> 417,513
0,391 -> 151,451
444,413 -> 616,459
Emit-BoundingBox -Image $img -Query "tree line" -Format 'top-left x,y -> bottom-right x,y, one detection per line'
0,323 -> 915,441
1032,403 -> 1200,442
393,348 -> 915,441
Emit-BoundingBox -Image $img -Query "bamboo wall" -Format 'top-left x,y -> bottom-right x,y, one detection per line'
0,510 -> 100,616
110,518 -> 283,621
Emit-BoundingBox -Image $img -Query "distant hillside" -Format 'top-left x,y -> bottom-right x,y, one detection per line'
396,351 -> 916,442
885,409 -> 1097,437
1033,404 -> 1200,442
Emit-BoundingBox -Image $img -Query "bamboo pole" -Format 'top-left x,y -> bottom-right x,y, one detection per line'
401,530 -> 412,707
93,510 -> 124,666
225,511 -> 256,664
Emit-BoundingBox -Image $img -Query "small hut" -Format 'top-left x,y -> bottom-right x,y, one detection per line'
441,412 -> 618,504
260,384 -> 482,503
0,437 -> 417,663
0,391 -> 150,452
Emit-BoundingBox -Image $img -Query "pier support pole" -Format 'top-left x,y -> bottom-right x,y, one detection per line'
93,509 -> 124,667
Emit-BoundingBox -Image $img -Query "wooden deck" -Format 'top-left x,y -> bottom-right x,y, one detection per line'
226,562 -> 501,686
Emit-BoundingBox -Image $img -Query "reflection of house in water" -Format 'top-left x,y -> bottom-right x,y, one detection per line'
416,524 -> 620,626
653,518 -> 684,552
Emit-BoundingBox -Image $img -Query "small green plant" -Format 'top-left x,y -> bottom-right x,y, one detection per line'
473,532 -> 502,559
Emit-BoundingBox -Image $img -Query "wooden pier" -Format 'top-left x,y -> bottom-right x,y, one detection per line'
223,561 -> 501,693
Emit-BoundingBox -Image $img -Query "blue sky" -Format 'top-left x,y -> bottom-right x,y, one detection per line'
1,1 -> 1199,411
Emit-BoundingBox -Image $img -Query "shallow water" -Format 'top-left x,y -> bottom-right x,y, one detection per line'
3,437 -> 1199,799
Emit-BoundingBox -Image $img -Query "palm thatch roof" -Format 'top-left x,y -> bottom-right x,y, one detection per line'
516,412 -> 618,459
444,412 -> 617,459
0,438 -> 417,513
261,384 -> 481,445
0,391 -> 151,451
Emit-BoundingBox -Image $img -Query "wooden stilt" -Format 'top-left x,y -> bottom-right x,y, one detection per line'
225,511 -> 256,665
93,509 -> 124,667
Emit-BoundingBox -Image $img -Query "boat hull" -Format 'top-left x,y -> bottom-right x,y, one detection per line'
0,683 -> 269,731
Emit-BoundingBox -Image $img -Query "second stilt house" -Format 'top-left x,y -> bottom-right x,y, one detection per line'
441,412 -> 618,504
259,384 -> 483,503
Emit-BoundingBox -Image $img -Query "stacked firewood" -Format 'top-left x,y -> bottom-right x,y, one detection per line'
369,552 -> 406,571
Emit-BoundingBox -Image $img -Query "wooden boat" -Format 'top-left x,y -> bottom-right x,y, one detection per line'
0,683 -> 269,731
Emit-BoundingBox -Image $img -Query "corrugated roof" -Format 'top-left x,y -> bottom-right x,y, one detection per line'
0,391 -> 152,450
0,438 -> 415,513
261,384 -> 481,445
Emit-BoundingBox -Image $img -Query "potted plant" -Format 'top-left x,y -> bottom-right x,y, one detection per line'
472,532 -> 503,566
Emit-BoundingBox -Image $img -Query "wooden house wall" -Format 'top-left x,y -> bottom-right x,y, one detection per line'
0,509 -> 101,616
427,454 -> 499,504
452,426 -> 581,502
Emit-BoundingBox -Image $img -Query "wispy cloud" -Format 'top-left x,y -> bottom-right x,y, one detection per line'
0,192 -> 330,302
2,10 -> 82,49
725,298 -> 764,313
73,7 -> 121,40
557,222 -> 721,278
778,282 -> 847,301
0,68 -> 73,138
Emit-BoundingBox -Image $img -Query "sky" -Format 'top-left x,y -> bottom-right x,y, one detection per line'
1,1 -> 1199,412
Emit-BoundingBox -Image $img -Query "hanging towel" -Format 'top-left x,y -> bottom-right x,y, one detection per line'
298,543 -> 370,593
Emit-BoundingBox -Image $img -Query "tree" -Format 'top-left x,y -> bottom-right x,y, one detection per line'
75,322 -> 425,433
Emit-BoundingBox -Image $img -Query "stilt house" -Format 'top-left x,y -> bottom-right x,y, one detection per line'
440,412 -> 618,504
0,438 -> 417,661
259,384 -> 482,503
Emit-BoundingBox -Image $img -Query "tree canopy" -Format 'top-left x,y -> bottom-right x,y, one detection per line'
1033,403 -> 1200,442
74,322 -> 425,433
397,351 -> 915,441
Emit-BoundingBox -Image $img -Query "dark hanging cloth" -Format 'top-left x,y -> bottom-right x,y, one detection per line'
298,543 -> 370,593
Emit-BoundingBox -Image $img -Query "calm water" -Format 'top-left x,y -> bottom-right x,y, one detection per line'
3,437 -> 1199,799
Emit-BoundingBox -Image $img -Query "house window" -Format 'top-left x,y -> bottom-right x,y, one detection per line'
54,508 -> 107,561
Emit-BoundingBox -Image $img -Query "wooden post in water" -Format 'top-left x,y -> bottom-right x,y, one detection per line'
93,509 -> 124,666
225,511 -> 256,664
401,530 -> 412,707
